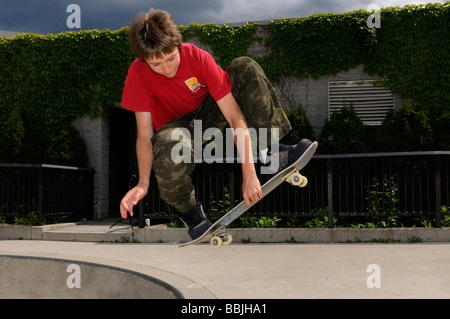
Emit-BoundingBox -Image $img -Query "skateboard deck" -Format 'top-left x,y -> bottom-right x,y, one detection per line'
179,141 -> 318,248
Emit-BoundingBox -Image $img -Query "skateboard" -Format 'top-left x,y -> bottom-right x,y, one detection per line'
179,141 -> 318,248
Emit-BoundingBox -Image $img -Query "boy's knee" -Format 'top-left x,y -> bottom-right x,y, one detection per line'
153,127 -> 192,159
227,56 -> 258,73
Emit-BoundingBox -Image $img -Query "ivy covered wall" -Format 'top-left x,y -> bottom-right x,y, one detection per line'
0,2 -> 449,166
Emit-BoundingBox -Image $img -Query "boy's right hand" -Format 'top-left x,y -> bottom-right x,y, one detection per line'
119,185 -> 148,219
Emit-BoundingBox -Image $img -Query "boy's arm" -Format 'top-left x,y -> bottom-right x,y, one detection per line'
120,111 -> 154,218
216,92 -> 262,206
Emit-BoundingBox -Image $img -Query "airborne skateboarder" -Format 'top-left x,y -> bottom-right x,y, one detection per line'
119,9 -> 312,240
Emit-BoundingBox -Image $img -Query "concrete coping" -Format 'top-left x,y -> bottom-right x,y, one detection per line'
2,223 -> 450,244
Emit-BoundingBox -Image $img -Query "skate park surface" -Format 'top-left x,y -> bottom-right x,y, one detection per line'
1,220 -> 450,299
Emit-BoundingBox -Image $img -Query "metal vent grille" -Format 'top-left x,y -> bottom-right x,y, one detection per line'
328,80 -> 395,125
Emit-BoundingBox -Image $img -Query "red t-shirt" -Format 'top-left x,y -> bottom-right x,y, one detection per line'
121,43 -> 232,131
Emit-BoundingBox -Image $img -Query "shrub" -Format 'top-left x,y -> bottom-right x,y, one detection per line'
280,103 -> 316,145
430,110 -> 450,151
375,101 -> 433,152
318,104 -> 367,154
0,107 -> 25,161
45,123 -> 89,167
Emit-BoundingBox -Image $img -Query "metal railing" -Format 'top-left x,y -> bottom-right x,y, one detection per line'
0,164 -> 94,224
318,151 -> 449,227
139,151 -> 450,228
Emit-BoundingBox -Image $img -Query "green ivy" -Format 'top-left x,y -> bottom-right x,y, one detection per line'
364,4 -> 450,113
259,11 -> 369,81
180,22 -> 259,68
0,28 -> 134,165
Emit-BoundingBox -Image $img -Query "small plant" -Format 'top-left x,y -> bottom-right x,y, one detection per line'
416,216 -> 433,228
284,237 -> 297,243
304,216 -> 335,228
168,219 -> 184,228
237,216 -> 256,228
367,175 -> 399,214
237,216 -> 281,228
367,238 -> 401,243
348,238 -> 362,243
442,206 -> 450,227
408,235 -> 423,243
51,215 -> 70,224
209,187 -> 239,223
352,216 -> 403,229
13,212 -> 40,226
254,217 -> 281,228
287,217 -> 301,228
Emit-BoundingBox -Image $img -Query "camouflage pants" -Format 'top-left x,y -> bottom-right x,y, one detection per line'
151,56 -> 292,213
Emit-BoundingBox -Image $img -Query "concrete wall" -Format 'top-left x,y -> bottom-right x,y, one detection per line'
73,111 -> 110,220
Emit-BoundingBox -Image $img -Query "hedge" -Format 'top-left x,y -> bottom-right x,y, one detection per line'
0,3 -> 449,165
0,29 -> 134,165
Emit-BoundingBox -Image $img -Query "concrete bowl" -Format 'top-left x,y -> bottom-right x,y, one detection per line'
0,255 -> 183,299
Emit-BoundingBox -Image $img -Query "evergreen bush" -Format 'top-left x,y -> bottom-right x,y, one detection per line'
280,103 -> 315,145
375,101 -> 433,152
318,105 -> 367,154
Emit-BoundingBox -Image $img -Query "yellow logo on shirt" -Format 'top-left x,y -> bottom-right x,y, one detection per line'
185,77 -> 202,93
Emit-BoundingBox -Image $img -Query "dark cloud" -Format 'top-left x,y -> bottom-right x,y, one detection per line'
0,0 -> 224,34
0,0 -> 150,34
149,0 -> 224,25
0,1 -> 66,33
0,0 -> 447,34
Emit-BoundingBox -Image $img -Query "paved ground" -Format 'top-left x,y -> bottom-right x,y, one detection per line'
1,239 -> 450,299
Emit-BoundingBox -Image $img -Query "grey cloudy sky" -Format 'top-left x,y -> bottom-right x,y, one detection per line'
0,0 -> 446,34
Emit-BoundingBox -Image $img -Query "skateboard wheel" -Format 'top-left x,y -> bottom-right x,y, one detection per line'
222,233 -> 233,245
211,236 -> 223,248
298,175 -> 308,187
288,173 -> 308,187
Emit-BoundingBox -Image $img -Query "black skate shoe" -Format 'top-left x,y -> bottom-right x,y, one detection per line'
261,138 -> 313,181
178,202 -> 212,240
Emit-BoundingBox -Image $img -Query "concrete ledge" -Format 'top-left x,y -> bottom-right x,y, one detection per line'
287,228 -> 450,243
2,223 -> 450,243
136,227 -> 450,244
42,231 -> 134,243
0,222 -> 132,242
0,225 -> 34,240
0,223 -> 82,240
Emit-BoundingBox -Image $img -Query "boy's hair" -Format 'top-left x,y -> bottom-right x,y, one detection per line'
128,9 -> 182,61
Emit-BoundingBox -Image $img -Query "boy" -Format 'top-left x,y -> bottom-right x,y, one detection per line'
119,9 -> 311,239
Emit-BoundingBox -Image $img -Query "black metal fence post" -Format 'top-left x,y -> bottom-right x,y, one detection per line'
38,166 -> 44,225
435,154 -> 442,228
327,158 -> 334,228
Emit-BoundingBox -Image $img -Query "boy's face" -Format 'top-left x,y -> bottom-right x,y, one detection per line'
145,47 -> 180,78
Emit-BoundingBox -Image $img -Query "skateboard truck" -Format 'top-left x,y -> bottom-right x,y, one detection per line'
283,168 -> 308,187
210,227 -> 233,248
